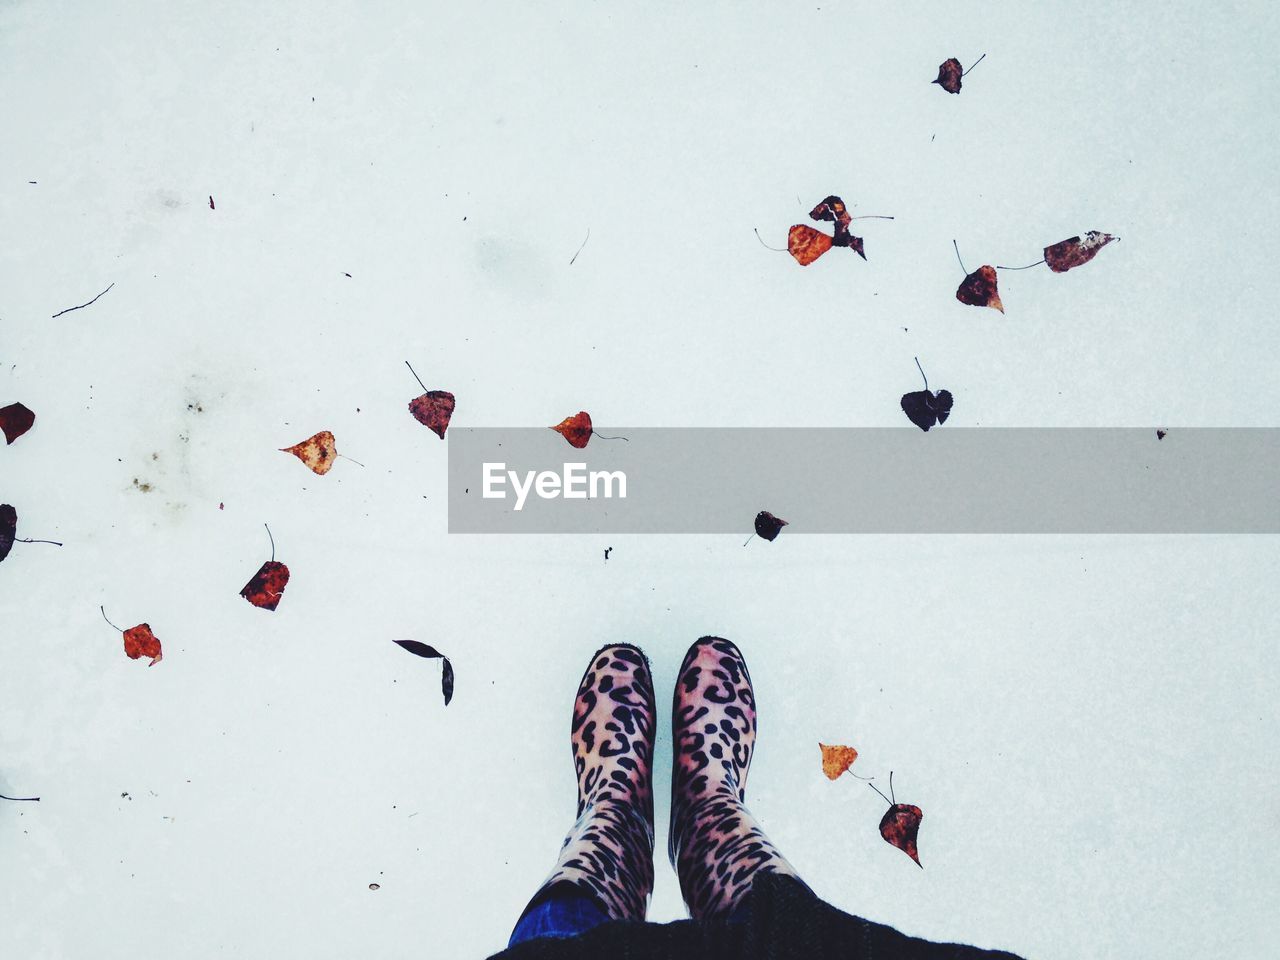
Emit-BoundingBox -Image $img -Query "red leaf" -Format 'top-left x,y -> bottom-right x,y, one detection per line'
787,224 -> 833,266
955,265 -> 1004,313
0,503 -> 15,563
1043,231 -> 1118,273
409,391 -> 456,439
0,403 -> 35,444
551,411 -> 593,448
933,58 -> 963,94
241,560 -> 290,610
123,623 -> 163,666
879,803 -> 924,867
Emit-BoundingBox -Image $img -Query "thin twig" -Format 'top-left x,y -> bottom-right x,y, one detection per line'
0,793 -> 40,802
995,259 -> 1045,271
338,453 -> 366,467
51,283 -> 114,319
753,228 -> 787,252
404,361 -> 428,392
16,537 -> 62,546
867,780 -> 892,805
569,227 -> 591,265
850,215 -> 895,221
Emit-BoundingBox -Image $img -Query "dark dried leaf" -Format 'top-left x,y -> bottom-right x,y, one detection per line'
956,265 -> 1004,313
933,58 -> 963,94
0,503 -> 15,563
0,403 -> 36,445
879,802 -> 924,867
901,389 -> 954,432
1043,231 -> 1118,273
394,639 -> 446,660
754,510 -> 788,542
441,658 -> 455,706
809,195 -> 852,228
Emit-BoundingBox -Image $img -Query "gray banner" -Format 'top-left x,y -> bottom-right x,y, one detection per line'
446,428 -> 1280,533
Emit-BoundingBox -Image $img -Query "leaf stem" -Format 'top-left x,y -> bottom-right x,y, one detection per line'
962,53 -> 987,77
914,356 -> 929,392
264,523 -> 275,562
753,228 -> 786,252
101,605 -> 122,632
953,240 -> 968,275
404,361 -> 428,393
995,259 -> 1045,271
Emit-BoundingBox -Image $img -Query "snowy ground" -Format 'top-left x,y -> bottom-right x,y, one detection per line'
2,2 -> 1278,958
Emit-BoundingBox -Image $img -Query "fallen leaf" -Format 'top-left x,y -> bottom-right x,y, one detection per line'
819,743 -> 859,780
810,195 -> 852,228
754,510 -> 788,542
1043,231 -> 1118,273
788,224 -> 833,266
933,58 -> 963,93
956,265 -> 1004,313
241,561 -> 290,610
901,389 -> 954,431
551,411 -> 593,449
0,503 -> 15,563
281,430 -> 338,475
394,639 -> 455,706
123,623 -> 163,666
409,391 -> 456,439
0,403 -> 36,444
1157,428 -> 1168,440
879,803 -> 924,867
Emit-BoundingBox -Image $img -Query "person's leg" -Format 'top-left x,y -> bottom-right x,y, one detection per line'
508,643 -> 657,946
668,636 -> 809,922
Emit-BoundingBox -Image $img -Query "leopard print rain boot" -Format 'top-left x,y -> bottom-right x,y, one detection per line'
668,636 -> 808,920
516,643 -> 658,924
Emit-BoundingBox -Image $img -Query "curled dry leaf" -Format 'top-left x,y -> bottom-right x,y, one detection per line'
754,510 -> 788,542
956,265 -> 1004,313
0,402 -> 36,444
409,391 -> 456,439
281,430 -> 338,475
933,58 -> 964,94
879,803 -> 924,867
788,195 -> 868,265
0,503 -> 16,563
1157,429 -> 1168,440
551,411 -> 593,449
1043,231 -> 1118,273
123,623 -> 163,666
819,743 -> 860,780
393,639 -> 455,706
241,561 -> 290,610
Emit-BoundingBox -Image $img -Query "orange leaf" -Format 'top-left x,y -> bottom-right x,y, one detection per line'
241,560 -> 290,611
409,391 -> 455,439
1043,231 -> 1118,273
955,265 -> 1004,313
281,430 -> 338,475
819,743 -> 859,780
551,411 -> 593,449
787,224 -> 833,266
123,623 -> 163,666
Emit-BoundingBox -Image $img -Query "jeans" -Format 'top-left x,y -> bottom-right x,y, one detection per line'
508,889 -> 753,947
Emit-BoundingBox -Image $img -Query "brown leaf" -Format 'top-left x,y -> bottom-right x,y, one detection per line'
240,561 -> 290,610
551,411 -> 593,449
281,430 -> 338,475
409,391 -> 456,439
393,640 -> 454,706
1043,231 -> 1118,273
879,803 -> 924,867
933,58 -> 964,94
819,743 -> 859,780
0,503 -> 15,563
956,265 -> 1004,313
123,623 -> 163,666
0,403 -> 36,444
833,230 -> 866,260
787,224 -> 833,266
